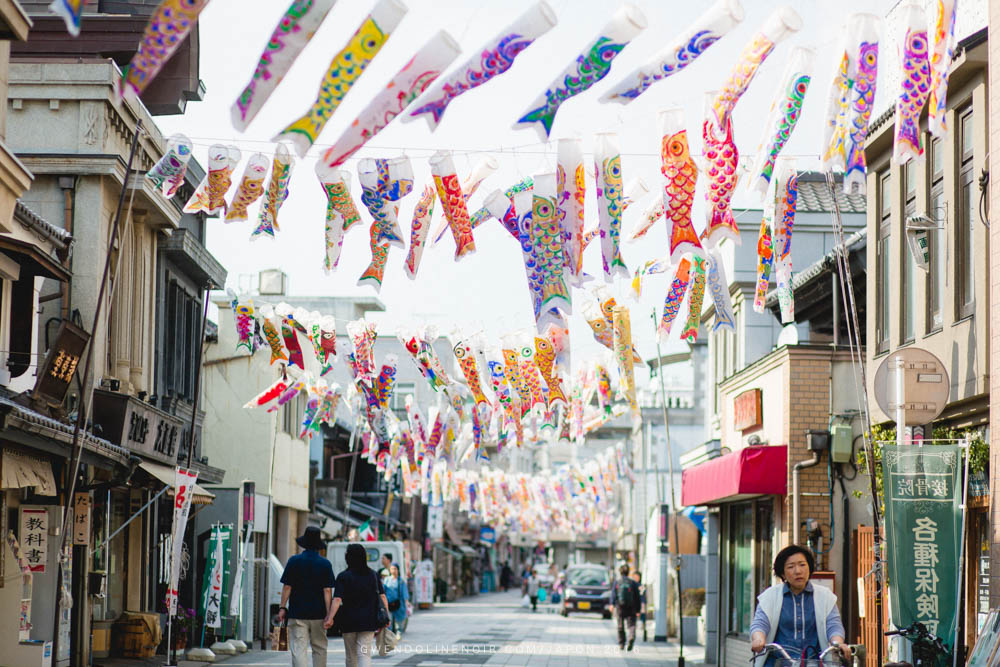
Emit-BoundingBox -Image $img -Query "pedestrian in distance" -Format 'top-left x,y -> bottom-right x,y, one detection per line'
499,562 -> 512,592
277,526 -> 335,667
630,570 -> 647,642
379,552 -> 393,578
614,564 -> 640,651
329,543 -> 390,667
526,570 -> 540,612
749,545 -> 851,665
384,563 -> 409,634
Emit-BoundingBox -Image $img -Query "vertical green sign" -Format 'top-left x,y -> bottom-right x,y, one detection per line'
200,526 -> 232,628
883,445 -> 963,657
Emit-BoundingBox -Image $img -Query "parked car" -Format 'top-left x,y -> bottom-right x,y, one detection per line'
561,564 -> 613,619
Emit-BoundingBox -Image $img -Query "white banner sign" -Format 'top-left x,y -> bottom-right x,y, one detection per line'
229,528 -> 252,617
166,467 -> 197,615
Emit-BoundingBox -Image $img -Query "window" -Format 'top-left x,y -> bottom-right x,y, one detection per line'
392,382 -> 416,417
957,108 -> 975,319
164,279 -> 201,400
755,501 -> 775,596
876,171 -> 892,353
282,392 -> 304,436
728,503 -> 754,634
927,138 -> 945,332
901,163 -> 917,343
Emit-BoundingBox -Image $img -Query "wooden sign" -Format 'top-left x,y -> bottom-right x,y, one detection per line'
32,321 -> 89,408
73,493 -> 91,546
19,507 -> 48,574
733,388 -> 762,432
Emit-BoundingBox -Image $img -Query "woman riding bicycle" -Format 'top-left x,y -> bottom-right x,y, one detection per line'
750,545 -> 852,665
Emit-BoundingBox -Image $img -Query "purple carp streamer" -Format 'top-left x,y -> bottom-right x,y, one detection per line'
748,46 -> 813,196
515,5 -> 646,140
231,0 -> 338,132
50,0 -> 85,36
602,0 -> 744,104
706,250 -> 735,332
407,1 -> 557,130
322,31 -> 462,167
594,132 -> 628,281
120,0 -> 212,100
274,0 -> 407,157
252,145 -> 295,239
709,6 -> 801,140
512,188 -> 545,327
318,164 -> 361,272
893,4 -> 931,164
146,134 -> 193,200
531,173 -> 571,329
843,14 -> 881,194
928,0 -> 957,139
656,257 -> 691,342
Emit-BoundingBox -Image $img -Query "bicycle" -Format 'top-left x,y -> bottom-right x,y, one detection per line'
751,643 -> 865,667
884,622 -> 950,667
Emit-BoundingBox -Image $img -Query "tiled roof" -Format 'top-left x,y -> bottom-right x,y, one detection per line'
764,229 -> 867,308
14,201 -> 72,250
0,393 -> 130,465
795,172 -> 867,214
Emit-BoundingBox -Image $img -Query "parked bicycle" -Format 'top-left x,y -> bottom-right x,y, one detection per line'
884,622 -> 950,667
751,642 -> 866,667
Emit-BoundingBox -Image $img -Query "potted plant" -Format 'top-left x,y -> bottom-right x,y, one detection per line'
171,607 -> 195,650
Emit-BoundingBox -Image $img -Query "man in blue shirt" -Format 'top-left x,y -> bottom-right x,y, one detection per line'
277,527 -> 335,667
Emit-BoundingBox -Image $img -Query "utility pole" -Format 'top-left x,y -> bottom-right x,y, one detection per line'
652,310 -> 683,665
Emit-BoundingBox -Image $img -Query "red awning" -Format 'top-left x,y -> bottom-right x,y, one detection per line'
681,445 -> 787,506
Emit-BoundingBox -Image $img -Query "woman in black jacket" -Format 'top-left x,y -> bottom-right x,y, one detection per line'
329,543 -> 389,667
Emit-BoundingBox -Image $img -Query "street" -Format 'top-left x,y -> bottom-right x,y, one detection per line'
188,590 -> 702,667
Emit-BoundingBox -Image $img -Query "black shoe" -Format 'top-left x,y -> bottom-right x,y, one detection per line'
627,641 -> 634,651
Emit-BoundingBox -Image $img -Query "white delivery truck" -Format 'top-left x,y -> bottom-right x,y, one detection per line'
326,540 -> 406,579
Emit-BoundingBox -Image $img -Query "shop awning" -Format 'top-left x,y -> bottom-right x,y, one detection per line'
1,448 -> 56,494
137,461 -> 216,504
432,543 -> 463,558
681,445 -> 787,507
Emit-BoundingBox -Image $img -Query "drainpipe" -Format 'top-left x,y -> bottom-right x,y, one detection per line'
792,450 -> 820,546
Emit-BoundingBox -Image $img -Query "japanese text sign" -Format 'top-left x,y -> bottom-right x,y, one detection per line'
883,444 -> 963,656
19,507 -> 48,573
733,388 -> 762,432
73,493 -> 91,546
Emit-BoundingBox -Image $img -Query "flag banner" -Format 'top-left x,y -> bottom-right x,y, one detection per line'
200,525 -> 232,629
883,444 -> 963,656
167,467 -> 197,615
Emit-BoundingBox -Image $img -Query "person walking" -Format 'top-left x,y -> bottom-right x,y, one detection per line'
631,570 -> 648,643
330,543 -> 390,667
384,564 -> 409,634
277,526 -> 335,667
526,571 -> 540,612
614,564 -> 640,651
379,552 -> 393,578
499,562 -> 512,592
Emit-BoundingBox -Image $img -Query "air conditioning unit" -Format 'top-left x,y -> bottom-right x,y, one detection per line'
258,269 -> 287,295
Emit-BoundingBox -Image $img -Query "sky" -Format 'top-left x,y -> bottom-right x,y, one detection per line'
155,0 -> 893,389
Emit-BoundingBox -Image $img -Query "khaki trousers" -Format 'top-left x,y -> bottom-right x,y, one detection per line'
288,618 -> 327,667
342,630 -> 375,667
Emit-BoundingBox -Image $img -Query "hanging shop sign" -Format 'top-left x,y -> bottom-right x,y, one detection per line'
32,321 -> 88,408
92,389 -> 183,464
73,492 -> 91,546
19,507 -> 48,574
883,444 -> 963,657
733,388 -> 762,432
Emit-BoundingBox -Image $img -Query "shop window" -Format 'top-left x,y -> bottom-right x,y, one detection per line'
755,500 -> 775,595
728,502 -> 754,634
164,278 -> 201,401
876,171 -> 891,354
927,138 -> 945,332
956,107 -> 975,319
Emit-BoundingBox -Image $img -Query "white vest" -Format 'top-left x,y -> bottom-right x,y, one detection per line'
756,583 -> 838,649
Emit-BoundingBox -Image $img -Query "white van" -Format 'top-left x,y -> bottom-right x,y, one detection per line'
326,540 -> 406,579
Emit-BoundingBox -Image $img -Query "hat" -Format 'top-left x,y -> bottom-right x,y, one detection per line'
296,526 -> 325,551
